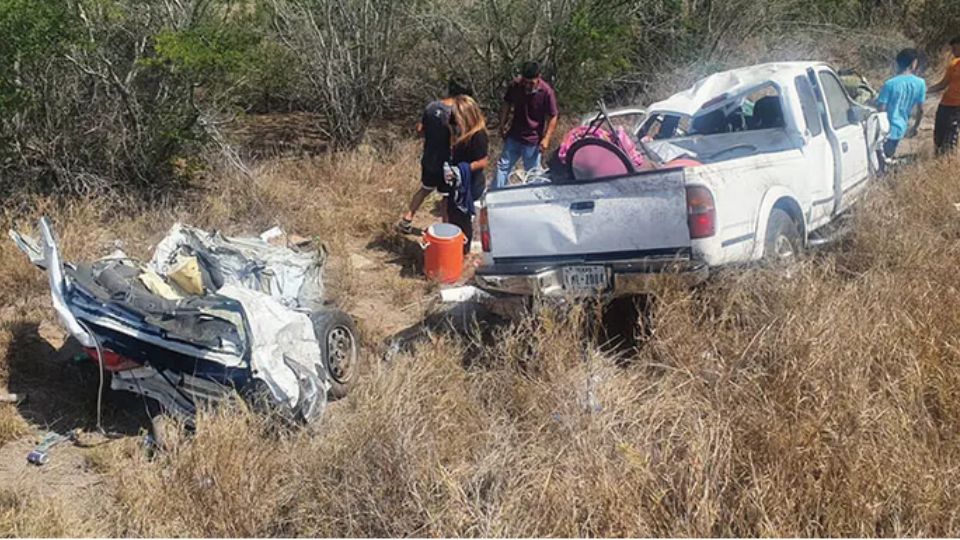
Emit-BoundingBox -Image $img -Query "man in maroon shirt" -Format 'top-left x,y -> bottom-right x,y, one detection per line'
493,62 -> 559,188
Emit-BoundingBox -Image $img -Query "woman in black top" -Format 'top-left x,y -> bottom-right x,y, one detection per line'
447,95 -> 489,255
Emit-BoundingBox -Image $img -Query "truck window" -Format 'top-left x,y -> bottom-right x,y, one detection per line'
688,84 -> 784,136
638,113 -> 688,140
794,75 -> 823,136
818,71 -> 854,130
741,86 -> 784,131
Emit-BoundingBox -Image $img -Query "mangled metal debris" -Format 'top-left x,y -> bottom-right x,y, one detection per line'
10,218 -> 358,426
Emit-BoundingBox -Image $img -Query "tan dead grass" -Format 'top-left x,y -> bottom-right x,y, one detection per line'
0,406 -> 28,448
99,155 -> 960,534
0,489 -> 107,537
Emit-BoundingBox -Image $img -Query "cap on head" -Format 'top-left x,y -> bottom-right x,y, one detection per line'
521,61 -> 541,80
895,48 -> 919,72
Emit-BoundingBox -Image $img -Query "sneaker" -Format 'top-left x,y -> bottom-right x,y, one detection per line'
396,218 -> 414,234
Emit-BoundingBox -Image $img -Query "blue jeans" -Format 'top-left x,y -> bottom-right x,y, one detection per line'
494,137 -> 542,189
882,138 -> 900,158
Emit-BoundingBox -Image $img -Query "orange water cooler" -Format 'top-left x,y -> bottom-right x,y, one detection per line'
422,223 -> 465,284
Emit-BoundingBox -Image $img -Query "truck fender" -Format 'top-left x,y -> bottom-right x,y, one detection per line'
751,188 -> 806,260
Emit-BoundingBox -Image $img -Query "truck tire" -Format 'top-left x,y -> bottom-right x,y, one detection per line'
310,309 -> 359,400
763,209 -> 802,262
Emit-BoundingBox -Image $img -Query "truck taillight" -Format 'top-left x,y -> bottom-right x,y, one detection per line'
686,186 -> 716,239
479,206 -> 491,252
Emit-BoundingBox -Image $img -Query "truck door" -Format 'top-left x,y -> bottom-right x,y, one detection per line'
794,74 -> 835,228
815,68 -> 870,211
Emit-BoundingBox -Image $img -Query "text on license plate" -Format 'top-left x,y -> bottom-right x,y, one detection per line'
561,266 -> 609,291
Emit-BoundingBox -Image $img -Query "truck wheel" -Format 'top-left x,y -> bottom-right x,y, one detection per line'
311,309 -> 359,400
763,209 -> 802,262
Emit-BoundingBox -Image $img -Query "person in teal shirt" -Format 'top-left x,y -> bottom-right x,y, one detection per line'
876,48 -> 926,159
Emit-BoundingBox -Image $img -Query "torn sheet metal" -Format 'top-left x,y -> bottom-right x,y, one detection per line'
38,218 -> 95,348
9,229 -> 44,268
218,284 -> 328,423
151,224 -> 324,307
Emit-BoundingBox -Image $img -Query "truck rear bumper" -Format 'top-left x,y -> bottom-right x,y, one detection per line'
474,258 -> 708,297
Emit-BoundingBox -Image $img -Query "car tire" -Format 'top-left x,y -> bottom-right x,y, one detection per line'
763,208 -> 802,262
310,309 -> 359,400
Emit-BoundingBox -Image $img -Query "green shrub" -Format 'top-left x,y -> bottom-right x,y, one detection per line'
912,0 -> 960,53
0,0 -> 277,199
0,0 -> 944,195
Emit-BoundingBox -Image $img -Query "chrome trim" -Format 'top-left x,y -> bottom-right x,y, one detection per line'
475,262 -> 708,297
721,233 -> 755,247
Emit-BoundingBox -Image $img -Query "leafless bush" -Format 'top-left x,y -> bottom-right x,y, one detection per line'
267,0 -> 426,144
263,0 -> 917,136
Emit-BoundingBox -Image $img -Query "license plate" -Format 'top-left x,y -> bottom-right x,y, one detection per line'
561,265 -> 609,292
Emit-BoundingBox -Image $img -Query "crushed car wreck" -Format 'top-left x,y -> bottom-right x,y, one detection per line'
10,218 -> 358,426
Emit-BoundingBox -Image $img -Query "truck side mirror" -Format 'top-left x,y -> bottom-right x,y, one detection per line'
848,106 -> 866,124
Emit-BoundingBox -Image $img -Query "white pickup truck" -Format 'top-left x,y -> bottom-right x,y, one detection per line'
474,62 -> 888,297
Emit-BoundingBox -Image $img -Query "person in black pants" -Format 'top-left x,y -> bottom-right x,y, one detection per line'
928,36 -> 960,155
446,95 -> 489,256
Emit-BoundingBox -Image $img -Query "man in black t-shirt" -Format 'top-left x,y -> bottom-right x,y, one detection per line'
398,79 -> 473,234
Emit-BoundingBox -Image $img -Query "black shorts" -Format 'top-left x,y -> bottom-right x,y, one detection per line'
420,167 -> 444,191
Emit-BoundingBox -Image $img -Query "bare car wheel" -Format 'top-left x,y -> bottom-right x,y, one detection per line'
311,309 -> 359,400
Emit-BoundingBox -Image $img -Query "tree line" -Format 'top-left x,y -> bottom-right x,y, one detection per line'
0,0 -> 955,199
